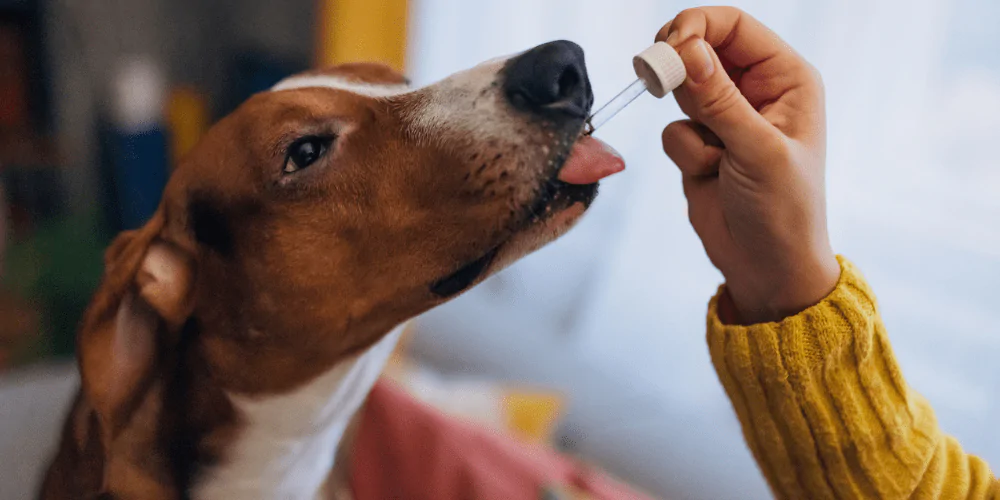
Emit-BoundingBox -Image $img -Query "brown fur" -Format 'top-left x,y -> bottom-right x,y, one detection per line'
40,61 -> 594,499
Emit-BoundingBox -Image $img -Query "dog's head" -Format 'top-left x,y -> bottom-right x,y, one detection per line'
71,41 -> 623,468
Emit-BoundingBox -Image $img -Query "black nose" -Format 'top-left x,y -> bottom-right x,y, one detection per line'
503,40 -> 593,119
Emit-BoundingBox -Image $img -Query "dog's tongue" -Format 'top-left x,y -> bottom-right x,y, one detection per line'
557,136 -> 625,185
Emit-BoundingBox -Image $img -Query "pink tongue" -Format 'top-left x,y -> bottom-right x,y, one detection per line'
557,136 -> 625,185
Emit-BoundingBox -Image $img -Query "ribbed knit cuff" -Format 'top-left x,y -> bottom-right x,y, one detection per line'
706,256 -> 940,499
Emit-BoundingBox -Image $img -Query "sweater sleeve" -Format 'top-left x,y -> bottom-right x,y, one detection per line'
707,256 -> 999,499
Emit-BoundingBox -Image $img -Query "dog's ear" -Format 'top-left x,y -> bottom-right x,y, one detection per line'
77,211 -> 196,438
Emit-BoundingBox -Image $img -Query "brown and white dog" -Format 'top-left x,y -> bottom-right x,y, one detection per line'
39,40 -> 624,499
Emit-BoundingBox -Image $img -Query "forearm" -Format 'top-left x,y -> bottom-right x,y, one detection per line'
707,256 -> 998,499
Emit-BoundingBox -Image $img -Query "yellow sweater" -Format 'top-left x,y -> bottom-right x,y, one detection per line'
707,257 -> 999,499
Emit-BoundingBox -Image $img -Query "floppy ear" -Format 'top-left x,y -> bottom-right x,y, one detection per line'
77,211 -> 196,439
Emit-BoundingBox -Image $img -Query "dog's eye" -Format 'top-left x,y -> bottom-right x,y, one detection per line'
284,136 -> 332,173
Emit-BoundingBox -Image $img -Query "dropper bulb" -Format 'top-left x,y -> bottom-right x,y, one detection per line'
632,42 -> 686,98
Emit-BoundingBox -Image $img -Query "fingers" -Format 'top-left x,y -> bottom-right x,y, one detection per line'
662,120 -> 723,178
656,7 -> 788,70
669,37 -> 780,158
656,7 -> 824,142
681,175 -> 726,255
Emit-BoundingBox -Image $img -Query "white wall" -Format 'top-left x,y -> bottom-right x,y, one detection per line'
407,0 -> 1000,498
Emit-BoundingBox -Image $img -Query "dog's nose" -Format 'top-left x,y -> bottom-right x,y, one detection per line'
503,40 -> 593,119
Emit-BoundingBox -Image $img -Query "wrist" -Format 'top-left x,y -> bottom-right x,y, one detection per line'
723,253 -> 840,325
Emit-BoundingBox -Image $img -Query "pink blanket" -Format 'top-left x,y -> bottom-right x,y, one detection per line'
350,380 -> 653,500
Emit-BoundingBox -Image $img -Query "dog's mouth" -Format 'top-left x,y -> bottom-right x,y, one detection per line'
524,134 -> 625,218
430,246 -> 501,297
430,134 -> 624,298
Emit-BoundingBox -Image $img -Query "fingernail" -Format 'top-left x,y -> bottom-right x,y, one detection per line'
683,39 -> 715,84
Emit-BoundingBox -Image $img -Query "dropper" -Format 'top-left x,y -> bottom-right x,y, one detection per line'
584,42 -> 687,135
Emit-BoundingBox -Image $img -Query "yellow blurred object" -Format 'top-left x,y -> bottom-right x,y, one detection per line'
316,0 -> 408,71
382,323 -> 565,447
540,484 -> 596,500
503,390 -> 564,446
166,87 -> 208,165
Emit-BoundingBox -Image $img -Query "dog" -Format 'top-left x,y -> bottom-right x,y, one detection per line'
39,40 -> 625,499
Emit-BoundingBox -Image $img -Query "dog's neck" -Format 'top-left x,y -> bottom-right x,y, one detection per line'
191,323 -> 405,500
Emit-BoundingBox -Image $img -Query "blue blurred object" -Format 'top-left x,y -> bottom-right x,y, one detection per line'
221,49 -> 307,117
100,56 -> 170,231
107,127 -> 168,230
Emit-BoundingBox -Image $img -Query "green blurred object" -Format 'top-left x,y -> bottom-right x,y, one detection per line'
3,211 -> 109,360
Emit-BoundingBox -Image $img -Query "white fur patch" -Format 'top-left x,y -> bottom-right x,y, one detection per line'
403,55 -> 522,146
192,324 -> 405,500
271,75 -> 410,98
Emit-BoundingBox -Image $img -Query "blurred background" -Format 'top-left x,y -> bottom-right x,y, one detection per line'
0,0 -> 998,498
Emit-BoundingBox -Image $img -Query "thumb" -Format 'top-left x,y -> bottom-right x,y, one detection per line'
672,38 -> 777,157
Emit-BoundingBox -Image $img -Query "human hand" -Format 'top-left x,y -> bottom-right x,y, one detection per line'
658,7 -> 839,324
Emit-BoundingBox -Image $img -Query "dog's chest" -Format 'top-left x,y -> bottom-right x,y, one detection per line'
190,326 -> 403,500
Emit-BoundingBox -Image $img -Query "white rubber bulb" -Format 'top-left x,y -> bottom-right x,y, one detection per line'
632,42 -> 687,98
